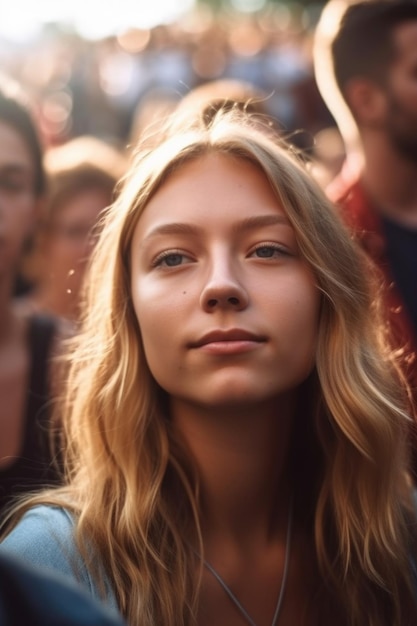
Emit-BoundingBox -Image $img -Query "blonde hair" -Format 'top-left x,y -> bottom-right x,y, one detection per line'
4,110 -> 417,625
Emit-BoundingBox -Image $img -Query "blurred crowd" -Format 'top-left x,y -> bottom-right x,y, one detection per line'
1,1 -> 417,624
0,4 -> 334,153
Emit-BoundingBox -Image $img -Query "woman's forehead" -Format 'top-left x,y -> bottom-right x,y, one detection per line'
130,151 -> 293,247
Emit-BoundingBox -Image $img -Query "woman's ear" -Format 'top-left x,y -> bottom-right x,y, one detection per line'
344,78 -> 387,127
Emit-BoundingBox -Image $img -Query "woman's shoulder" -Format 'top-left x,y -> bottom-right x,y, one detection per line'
1,504 -> 118,609
1,505 -> 78,572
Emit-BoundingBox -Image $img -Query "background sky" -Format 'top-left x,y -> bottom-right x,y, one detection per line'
0,0 -> 195,41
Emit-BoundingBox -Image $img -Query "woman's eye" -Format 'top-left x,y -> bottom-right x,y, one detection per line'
163,253 -> 184,266
250,245 -> 288,259
153,252 -> 190,268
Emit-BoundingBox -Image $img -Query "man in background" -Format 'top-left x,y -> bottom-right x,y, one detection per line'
314,0 -> 417,475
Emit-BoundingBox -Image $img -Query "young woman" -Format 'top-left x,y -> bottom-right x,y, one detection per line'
0,75 -> 62,516
1,110 -> 416,626
19,136 -> 127,324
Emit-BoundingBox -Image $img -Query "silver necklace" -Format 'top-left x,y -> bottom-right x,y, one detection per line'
203,495 -> 294,626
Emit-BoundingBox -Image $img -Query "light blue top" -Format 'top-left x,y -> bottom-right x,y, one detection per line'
3,502 -> 417,615
1,505 -> 119,613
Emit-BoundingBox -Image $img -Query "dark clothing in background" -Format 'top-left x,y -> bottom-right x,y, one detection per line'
0,315 -> 61,517
0,550 -> 125,626
382,215 -> 417,333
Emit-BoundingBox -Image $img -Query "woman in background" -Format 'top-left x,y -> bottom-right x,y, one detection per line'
0,75 -> 62,516
2,110 -> 417,625
20,136 -> 127,324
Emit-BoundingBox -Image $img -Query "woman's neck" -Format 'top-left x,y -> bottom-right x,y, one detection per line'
171,394 -> 294,545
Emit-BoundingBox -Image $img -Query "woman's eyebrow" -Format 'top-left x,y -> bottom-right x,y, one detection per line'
234,214 -> 291,232
142,222 -> 201,242
142,214 -> 290,243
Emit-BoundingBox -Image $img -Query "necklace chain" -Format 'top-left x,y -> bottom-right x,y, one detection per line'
203,495 -> 294,626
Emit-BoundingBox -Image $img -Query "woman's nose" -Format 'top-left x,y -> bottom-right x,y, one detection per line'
199,259 -> 249,312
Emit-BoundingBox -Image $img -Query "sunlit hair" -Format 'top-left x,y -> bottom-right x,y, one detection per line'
3,110 -> 416,626
171,78 -> 276,131
132,77 -> 277,152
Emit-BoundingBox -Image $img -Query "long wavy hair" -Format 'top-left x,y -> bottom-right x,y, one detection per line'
3,110 -> 417,626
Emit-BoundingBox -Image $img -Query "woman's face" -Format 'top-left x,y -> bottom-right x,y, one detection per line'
0,120 -> 37,277
130,153 -> 320,412
43,186 -> 108,295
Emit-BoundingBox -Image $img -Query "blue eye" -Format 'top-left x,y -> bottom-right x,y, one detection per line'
153,251 -> 192,268
254,246 -> 276,258
162,253 -> 184,267
251,244 -> 288,259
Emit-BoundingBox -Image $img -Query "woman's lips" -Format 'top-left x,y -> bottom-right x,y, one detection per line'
191,329 -> 266,355
197,339 -> 264,355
